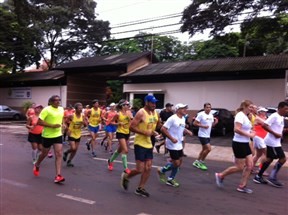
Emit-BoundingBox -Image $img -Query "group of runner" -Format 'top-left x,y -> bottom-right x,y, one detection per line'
26,94 -> 288,197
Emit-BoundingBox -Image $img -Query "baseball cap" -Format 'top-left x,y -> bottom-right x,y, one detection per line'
257,107 -> 268,112
165,103 -> 173,107
109,102 -> 116,107
175,103 -> 188,111
144,95 -> 158,103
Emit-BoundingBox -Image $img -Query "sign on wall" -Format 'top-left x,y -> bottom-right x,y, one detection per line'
8,87 -> 32,99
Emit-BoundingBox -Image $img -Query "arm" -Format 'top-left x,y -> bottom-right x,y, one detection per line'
262,123 -> 282,138
212,117 -> 218,127
26,117 -> 33,130
160,125 -> 177,143
193,119 -> 209,129
37,118 -> 61,128
234,122 -> 255,138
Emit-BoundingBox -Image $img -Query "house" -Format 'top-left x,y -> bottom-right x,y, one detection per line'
0,52 -> 155,111
120,54 -> 288,112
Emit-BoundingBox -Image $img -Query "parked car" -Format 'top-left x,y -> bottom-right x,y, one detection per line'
0,105 -> 23,120
190,108 -> 234,136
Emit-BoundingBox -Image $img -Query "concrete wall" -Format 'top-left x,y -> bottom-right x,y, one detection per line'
0,86 -> 67,111
123,79 -> 284,111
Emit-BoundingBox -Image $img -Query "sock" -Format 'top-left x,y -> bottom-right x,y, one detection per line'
32,149 -> 37,160
258,160 -> 272,177
169,164 -> 179,179
269,162 -> 283,180
161,162 -> 173,173
121,154 -> 128,169
110,151 -> 119,162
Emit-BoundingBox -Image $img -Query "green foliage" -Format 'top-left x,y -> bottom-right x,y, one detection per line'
106,80 -> 124,104
22,100 -> 34,112
0,0 -> 110,73
131,98 -> 143,110
181,0 -> 287,37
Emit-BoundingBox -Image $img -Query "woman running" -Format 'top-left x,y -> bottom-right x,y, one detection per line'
107,99 -> 133,173
26,104 -> 44,164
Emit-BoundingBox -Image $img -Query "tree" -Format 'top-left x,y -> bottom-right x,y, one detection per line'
0,0 -> 41,73
0,0 -> 111,72
180,0 -> 287,37
240,15 -> 288,55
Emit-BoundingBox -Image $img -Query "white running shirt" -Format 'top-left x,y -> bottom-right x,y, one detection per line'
163,114 -> 186,150
233,111 -> 252,142
264,112 -> 284,147
195,111 -> 214,138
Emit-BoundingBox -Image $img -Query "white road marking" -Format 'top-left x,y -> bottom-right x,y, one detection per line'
0,143 -> 3,146
56,193 -> 95,205
1,178 -> 29,188
136,213 -> 152,215
93,157 -> 161,168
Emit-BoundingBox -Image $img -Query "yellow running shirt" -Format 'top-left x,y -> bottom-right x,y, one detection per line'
39,105 -> 64,138
134,108 -> 158,149
69,113 -> 83,139
89,108 -> 101,127
116,111 -> 131,134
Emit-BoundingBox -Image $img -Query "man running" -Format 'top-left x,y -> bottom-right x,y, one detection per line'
85,99 -> 102,157
157,103 -> 192,187
253,101 -> 288,187
33,95 -> 65,183
120,94 -> 161,197
63,103 -> 87,167
193,103 -> 218,170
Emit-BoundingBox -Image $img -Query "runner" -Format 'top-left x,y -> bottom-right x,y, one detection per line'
120,94 -> 161,197
157,103 -> 193,187
192,103 -> 218,170
85,99 -> 102,157
33,95 -> 65,183
63,103 -> 87,167
25,103 -> 36,119
107,99 -> 133,173
251,107 -> 268,174
63,104 -> 75,144
26,104 -> 43,164
215,100 -> 255,193
102,103 -> 117,154
253,101 -> 288,187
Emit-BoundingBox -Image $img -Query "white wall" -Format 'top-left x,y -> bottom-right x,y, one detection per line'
124,79 -> 284,110
0,86 -> 67,108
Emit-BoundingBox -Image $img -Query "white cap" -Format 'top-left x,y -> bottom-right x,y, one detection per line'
257,107 -> 268,112
175,103 -> 188,111
109,102 -> 116,107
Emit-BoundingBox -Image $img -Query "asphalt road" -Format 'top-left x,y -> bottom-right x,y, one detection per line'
0,122 -> 287,215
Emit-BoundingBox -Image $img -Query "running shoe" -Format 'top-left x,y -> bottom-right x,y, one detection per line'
121,172 -> 129,190
253,175 -> 267,184
135,187 -> 150,197
124,168 -> 131,174
86,141 -> 90,151
63,151 -> 68,162
54,175 -> 65,183
48,151 -> 53,158
215,173 -> 224,188
266,178 -> 283,188
92,151 -> 97,157
192,160 -> 201,169
107,159 -> 113,171
166,179 -> 180,187
33,164 -> 40,176
236,186 -> 253,194
66,162 -> 74,167
199,162 -> 208,171
157,168 -> 166,183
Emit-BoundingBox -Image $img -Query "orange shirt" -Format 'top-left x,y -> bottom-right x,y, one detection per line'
254,124 -> 267,139
29,116 -> 43,135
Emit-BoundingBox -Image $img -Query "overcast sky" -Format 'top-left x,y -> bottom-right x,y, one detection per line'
95,0 -> 216,42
